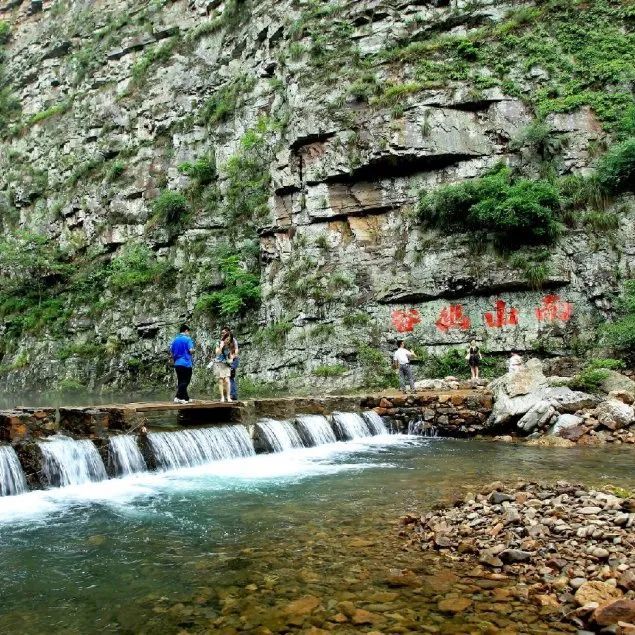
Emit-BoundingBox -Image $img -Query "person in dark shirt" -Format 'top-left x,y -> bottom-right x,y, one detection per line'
170,324 -> 195,403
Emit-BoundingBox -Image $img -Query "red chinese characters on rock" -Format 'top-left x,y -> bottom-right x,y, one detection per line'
435,305 -> 471,333
391,309 -> 422,333
484,300 -> 519,328
535,294 -> 573,323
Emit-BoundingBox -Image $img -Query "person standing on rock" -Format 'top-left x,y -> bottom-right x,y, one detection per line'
170,324 -> 195,404
393,340 -> 416,392
508,351 -> 523,374
466,340 -> 481,381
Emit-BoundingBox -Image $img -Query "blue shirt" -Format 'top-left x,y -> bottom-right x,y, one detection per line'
170,334 -> 194,367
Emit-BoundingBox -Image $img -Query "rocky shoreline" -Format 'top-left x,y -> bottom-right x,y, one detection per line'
400,481 -> 635,633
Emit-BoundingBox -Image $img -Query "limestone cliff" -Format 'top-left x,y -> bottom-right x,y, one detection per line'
0,0 -> 633,395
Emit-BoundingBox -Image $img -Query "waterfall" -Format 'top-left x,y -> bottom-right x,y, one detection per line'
148,425 -> 254,470
362,411 -> 389,435
255,419 -> 304,452
39,436 -> 108,487
295,415 -> 337,446
108,435 -> 147,476
0,445 -> 28,497
331,412 -> 372,440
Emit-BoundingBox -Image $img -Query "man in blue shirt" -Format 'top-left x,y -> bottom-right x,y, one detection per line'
170,324 -> 195,403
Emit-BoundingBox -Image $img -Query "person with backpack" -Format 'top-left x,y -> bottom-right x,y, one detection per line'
170,324 -> 195,404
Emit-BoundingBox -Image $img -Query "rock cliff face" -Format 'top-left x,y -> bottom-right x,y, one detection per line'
0,0 -> 633,395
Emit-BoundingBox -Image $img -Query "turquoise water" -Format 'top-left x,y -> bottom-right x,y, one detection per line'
0,437 -> 633,634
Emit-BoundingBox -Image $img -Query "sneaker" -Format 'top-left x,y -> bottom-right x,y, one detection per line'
173,398 -> 180,404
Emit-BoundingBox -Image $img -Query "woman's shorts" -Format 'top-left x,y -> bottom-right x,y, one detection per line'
213,361 -> 231,379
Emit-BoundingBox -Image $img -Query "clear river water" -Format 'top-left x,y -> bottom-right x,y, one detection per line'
0,436 -> 633,634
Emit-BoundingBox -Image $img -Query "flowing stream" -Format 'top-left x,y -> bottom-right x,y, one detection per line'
255,418 -> 304,452
148,425 -> 254,470
0,446 -> 28,497
295,415 -> 337,446
38,436 -> 108,487
362,410 -> 389,435
0,435 -> 633,634
331,411 -> 373,440
108,435 -> 147,476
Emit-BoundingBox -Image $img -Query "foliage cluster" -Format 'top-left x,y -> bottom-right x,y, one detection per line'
253,320 -> 293,348
417,347 -> 506,380
369,1 -> 635,135
178,155 -> 216,186
150,190 -> 191,229
418,165 -> 562,247
0,232 -> 108,346
194,252 -> 260,318
355,343 -> 398,389
201,75 -> 255,125
0,21 -> 20,135
313,364 -> 347,378
569,358 -> 625,393
603,280 -> 635,357
107,243 -> 174,291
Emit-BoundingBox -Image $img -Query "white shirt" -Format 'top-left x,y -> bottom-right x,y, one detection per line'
508,354 -> 523,373
394,348 -> 413,365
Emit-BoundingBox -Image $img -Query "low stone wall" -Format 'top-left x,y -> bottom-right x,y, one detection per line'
363,391 -> 494,436
0,407 -> 142,442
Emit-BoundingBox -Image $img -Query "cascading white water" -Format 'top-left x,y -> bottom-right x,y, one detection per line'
255,419 -> 304,452
331,412 -> 372,440
0,445 -> 28,497
39,436 -> 108,487
108,435 -> 147,476
148,425 -> 254,470
295,415 -> 337,446
362,411 -> 389,435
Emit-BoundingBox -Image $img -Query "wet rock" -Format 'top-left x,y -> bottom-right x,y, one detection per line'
600,371 -> 635,396
526,436 -> 576,448
595,399 -> 635,431
517,401 -> 557,432
385,569 -> 420,587
593,600 -> 635,626
500,549 -> 532,564
437,597 -> 473,613
575,581 -> 623,607
351,608 -> 382,625
618,570 -> 635,592
282,595 -> 321,616
552,414 -> 584,436
608,390 -> 635,406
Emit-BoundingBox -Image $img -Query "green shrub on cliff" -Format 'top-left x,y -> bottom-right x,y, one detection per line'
0,20 -> 10,44
194,253 -> 260,318
151,190 -> 191,228
107,244 -> 173,291
596,138 -> 635,194
603,280 -> 635,356
418,166 -> 562,246
178,155 -> 216,186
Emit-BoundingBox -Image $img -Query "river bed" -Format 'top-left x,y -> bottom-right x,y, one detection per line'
0,437 -> 633,634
